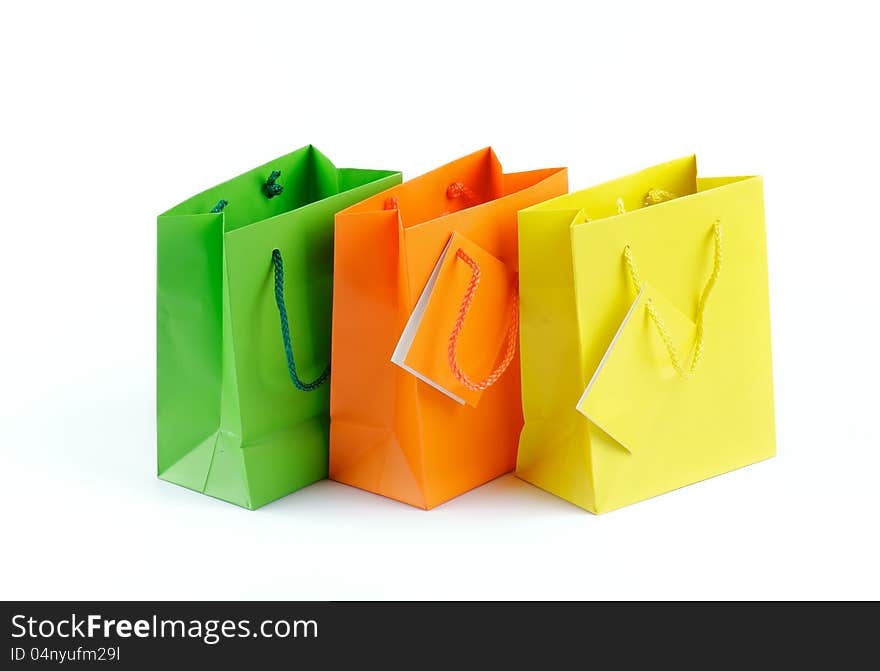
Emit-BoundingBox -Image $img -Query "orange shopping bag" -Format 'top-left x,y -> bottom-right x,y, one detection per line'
330,148 -> 568,508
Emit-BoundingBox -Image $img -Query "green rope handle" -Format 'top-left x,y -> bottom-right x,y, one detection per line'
210,167 -> 282,215
271,249 -> 330,392
263,170 -> 284,199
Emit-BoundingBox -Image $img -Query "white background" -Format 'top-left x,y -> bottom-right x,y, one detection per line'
1,0 -> 878,600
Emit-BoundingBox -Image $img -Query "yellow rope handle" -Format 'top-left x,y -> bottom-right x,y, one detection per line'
623,220 -> 723,378
643,188 -> 676,206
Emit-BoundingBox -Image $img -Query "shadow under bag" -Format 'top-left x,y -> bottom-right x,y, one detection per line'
516,156 -> 776,513
157,146 -> 401,508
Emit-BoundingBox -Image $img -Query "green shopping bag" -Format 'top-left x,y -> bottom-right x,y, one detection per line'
157,145 -> 401,509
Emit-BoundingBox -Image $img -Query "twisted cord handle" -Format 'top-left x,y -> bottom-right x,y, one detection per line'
209,164 -> 284,215
446,181 -> 478,202
447,248 -> 519,392
271,249 -> 330,392
263,170 -> 284,199
623,220 -> 723,378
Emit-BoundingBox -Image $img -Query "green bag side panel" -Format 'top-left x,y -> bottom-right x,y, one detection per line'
338,167 -> 400,191
198,264 -> 248,506
308,146 -> 340,201
201,430 -> 250,508
156,212 -> 225,479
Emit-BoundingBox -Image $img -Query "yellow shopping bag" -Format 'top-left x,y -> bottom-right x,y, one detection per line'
516,156 -> 775,513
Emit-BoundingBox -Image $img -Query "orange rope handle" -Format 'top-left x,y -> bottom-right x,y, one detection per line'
446,181 -> 478,202
447,248 -> 519,392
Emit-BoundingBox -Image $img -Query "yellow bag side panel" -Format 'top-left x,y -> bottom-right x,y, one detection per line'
516,207 -> 597,512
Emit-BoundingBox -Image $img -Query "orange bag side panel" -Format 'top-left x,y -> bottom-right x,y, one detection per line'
329,210 -> 427,508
